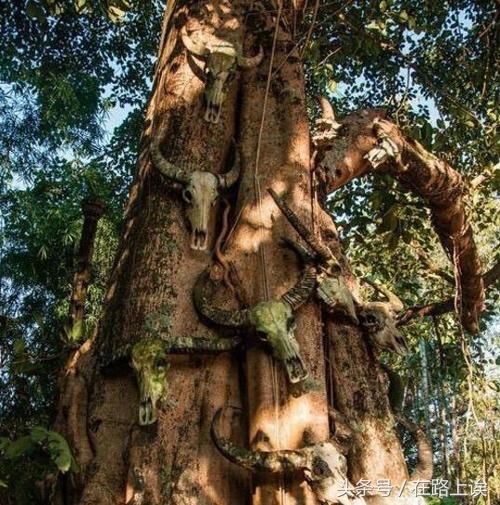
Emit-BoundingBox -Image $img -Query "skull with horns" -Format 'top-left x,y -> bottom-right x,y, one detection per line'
211,408 -> 367,505
357,282 -> 408,355
193,244 -> 316,384
181,26 -> 264,123
150,136 -> 240,250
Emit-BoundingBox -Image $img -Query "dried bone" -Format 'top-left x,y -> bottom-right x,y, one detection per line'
181,26 -> 263,123
150,136 -> 240,250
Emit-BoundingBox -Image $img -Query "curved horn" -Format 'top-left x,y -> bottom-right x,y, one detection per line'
366,279 -> 404,313
237,45 -> 264,69
281,263 -> 316,311
268,188 -> 334,266
193,270 -> 251,328
163,335 -> 242,353
218,139 -> 241,189
211,408 -> 307,473
150,135 -> 190,184
396,415 -> 433,482
318,96 -> 336,122
317,96 -> 343,129
180,26 -> 208,57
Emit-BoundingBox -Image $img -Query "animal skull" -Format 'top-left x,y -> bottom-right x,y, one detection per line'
182,170 -> 220,250
150,138 -> 240,250
358,284 -> 407,355
181,26 -> 263,123
317,274 -> 359,323
193,244 -> 316,384
131,339 -> 169,426
211,409 -> 366,505
129,335 -> 242,425
249,300 -> 307,383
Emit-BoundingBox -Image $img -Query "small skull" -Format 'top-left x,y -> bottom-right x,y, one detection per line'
131,339 -> 169,425
183,171 -> 220,250
303,443 -> 365,505
204,48 -> 238,123
359,303 -> 407,355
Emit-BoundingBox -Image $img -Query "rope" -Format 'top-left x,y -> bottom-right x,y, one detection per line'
252,3 -> 287,503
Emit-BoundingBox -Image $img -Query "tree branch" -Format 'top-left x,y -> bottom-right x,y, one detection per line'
398,260 -> 500,326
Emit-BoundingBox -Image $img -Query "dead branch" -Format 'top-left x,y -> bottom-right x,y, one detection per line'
398,260 -> 499,325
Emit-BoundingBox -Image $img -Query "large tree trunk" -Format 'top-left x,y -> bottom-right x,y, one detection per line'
56,2 -> 415,505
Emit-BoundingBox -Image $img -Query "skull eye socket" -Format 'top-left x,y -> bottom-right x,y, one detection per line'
182,189 -> 193,203
311,457 -> 332,478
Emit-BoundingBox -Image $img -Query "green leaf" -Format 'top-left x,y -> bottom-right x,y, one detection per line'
26,1 -> 45,21
30,426 -> 49,443
327,79 -> 337,93
379,1 -> 388,12
13,338 -> 26,356
46,431 -> 74,473
5,436 -> 34,459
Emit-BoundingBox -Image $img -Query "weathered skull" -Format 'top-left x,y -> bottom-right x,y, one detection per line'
150,138 -> 240,251
203,46 -> 238,123
317,275 -> 358,323
358,302 -> 407,355
211,409 -> 367,505
183,170 -> 219,250
302,443 -> 366,505
181,27 -> 263,123
193,245 -> 316,385
131,339 -> 169,425
249,300 -> 307,384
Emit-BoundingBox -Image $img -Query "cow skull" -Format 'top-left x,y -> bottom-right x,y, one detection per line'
130,336 -> 242,425
150,138 -> 240,250
211,409 -> 366,505
193,245 -> 316,384
250,300 -> 307,384
358,284 -> 407,354
181,26 -> 263,123
131,339 -> 169,426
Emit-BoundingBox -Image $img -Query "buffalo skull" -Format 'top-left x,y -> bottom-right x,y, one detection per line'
130,336 -> 242,425
150,138 -> 240,250
211,409 -> 366,505
193,248 -> 316,384
358,284 -> 407,354
181,26 -> 263,123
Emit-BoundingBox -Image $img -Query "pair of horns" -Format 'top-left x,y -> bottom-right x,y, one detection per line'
193,245 -> 316,328
181,26 -> 264,68
150,136 -> 240,189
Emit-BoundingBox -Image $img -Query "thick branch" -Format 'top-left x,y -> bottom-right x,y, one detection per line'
318,111 -> 485,333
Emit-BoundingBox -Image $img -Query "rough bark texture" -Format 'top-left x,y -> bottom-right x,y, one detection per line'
317,111 -> 485,333
53,3 -> 420,505
69,199 -> 106,342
